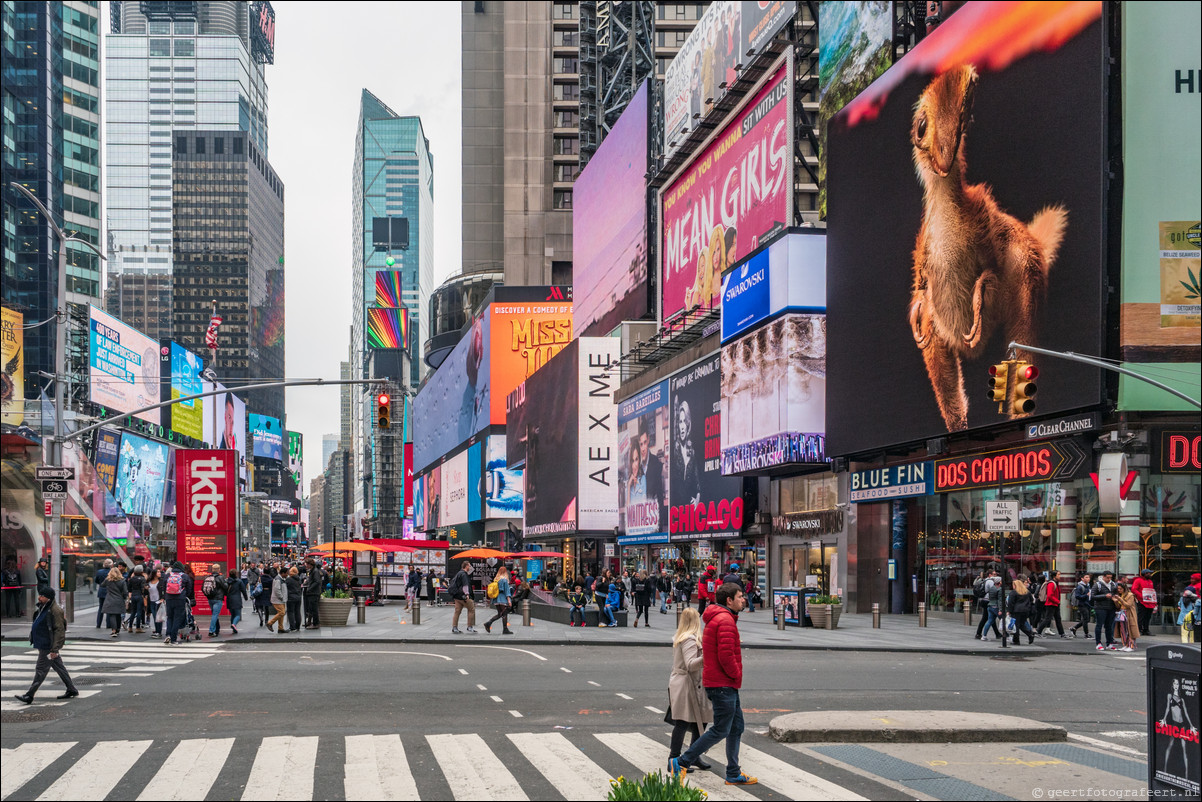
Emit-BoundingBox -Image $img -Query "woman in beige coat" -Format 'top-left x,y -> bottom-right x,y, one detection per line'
1114,583 -> 1141,652
667,607 -> 713,770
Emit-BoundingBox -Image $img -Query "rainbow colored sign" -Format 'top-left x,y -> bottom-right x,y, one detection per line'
368,307 -> 410,349
374,270 -> 404,308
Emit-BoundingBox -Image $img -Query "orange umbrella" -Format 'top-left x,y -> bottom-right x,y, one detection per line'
509,551 -> 570,559
310,542 -> 383,553
450,548 -> 511,559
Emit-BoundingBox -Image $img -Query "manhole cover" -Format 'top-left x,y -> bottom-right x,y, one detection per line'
990,654 -> 1032,662
73,676 -> 106,686
2,708 -> 65,724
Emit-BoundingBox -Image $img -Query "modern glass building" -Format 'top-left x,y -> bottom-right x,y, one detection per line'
2,0 -> 103,406
350,89 -> 433,516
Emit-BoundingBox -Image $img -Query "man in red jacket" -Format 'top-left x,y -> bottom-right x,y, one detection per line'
1131,569 -> 1157,637
1042,569 -> 1066,637
669,582 -> 757,786
697,567 -> 716,614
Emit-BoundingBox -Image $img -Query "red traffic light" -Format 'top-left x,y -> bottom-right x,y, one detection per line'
988,364 -> 1000,376
1015,364 -> 1039,381
377,393 -> 390,406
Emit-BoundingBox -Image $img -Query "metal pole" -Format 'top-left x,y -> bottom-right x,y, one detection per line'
963,599 -> 972,626
411,597 -> 420,625
357,594 -> 367,624
522,598 -> 531,627
918,601 -> 927,627
49,239 -> 66,609
776,604 -> 786,630
872,602 -> 881,628
1009,341 -> 1200,408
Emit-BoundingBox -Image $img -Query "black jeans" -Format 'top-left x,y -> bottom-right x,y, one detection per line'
96,593 -> 106,627
26,649 -> 76,697
1071,605 -> 1092,632
635,603 -> 650,625
1095,608 -> 1117,645
669,720 -> 702,758
1011,612 -> 1035,644
3,588 -> 22,617
679,687 -> 744,781
1136,604 -> 1153,636
486,603 -> 511,629
127,595 -> 145,628
1043,605 -> 1064,636
287,598 -> 302,631
165,597 -> 187,642
304,594 -> 320,626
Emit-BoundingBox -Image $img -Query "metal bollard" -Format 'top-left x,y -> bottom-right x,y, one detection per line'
676,602 -> 683,627
522,598 -> 531,627
411,598 -> 420,626
357,595 -> 366,624
918,601 -> 927,627
777,607 -> 786,630
825,604 -> 834,630
872,602 -> 881,628
963,599 -> 973,626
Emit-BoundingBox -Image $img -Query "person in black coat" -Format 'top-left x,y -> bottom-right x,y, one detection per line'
285,567 -> 303,632
225,570 -> 247,634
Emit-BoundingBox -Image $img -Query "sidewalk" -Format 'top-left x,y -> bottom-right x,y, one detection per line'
3,601 -> 1178,654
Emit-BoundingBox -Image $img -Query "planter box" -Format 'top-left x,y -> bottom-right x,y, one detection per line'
318,597 -> 353,627
808,603 -> 842,629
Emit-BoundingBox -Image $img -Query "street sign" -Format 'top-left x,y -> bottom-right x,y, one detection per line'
40,479 -> 68,500
44,501 -> 53,516
985,501 -> 1020,532
36,466 -> 74,481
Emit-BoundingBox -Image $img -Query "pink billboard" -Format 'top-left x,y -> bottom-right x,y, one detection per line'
660,61 -> 793,322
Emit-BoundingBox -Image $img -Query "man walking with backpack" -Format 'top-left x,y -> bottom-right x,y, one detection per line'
163,562 -> 192,645
204,564 -> 227,638
13,589 -> 78,705
449,562 -> 477,634
669,582 -> 757,787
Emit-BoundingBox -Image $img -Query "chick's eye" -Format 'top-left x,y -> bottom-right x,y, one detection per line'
917,116 -> 928,140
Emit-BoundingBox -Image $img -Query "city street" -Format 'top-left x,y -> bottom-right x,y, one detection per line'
2,638 -> 1153,801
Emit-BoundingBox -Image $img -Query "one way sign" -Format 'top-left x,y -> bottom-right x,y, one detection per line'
985,501 -> 1020,532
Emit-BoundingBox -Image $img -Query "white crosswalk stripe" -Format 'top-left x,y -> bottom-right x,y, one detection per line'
0,730 -> 867,802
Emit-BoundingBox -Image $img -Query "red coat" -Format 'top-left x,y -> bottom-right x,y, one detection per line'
1045,581 -> 1061,607
701,603 -> 742,689
698,575 -> 717,602
1131,577 -> 1157,609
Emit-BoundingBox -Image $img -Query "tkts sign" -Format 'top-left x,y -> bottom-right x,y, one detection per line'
934,439 -> 1088,492
176,450 -> 238,615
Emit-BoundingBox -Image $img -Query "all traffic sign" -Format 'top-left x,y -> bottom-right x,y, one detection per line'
985,501 -> 1020,533
35,466 -> 74,481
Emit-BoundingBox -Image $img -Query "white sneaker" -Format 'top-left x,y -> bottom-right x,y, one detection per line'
1121,646 -> 1134,652
980,636 -> 989,641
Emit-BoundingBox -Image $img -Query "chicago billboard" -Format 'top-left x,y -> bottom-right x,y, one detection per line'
618,380 -> 670,540
574,80 -> 650,337
661,60 -> 793,322
88,305 -> 160,424
826,1 -> 1106,455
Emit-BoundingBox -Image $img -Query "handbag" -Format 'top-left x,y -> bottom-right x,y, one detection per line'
155,604 -> 167,623
663,702 -> 674,725
1116,611 -> 1126,622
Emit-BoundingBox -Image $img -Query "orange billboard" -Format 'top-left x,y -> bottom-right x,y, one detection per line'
488,301 -> 573,425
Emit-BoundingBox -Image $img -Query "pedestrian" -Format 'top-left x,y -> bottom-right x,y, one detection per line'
1028,573 -> 1047,633
977,570 -> 1003,641
1069,573 -> 1093,637
146,568 -> 163,638
1114,583 -> 1140,652
225,569 -> 246,635
426,570 -> 437,605
303,558 -> 323,629
100,566 -> 127,639
12,589 -> 79,705
697,567 -> 717,614
126,565 -> 146,633
669,582 -> 757,786
285,566 -> 303,632
1177,588 -> 1199,643
667,607 -> 714,771
658,570 -> 673,615
1007,579 -> 1037,645
35,558 -> 51,598
675,573 -> 692,608
267,564 -> 288,634
620,570 -> 632,611
568,584 -> 587,627
255,566 -> 273,626
95,558 -> 113,628
449,561 -> 478,634
1093,570 -> 1119,651
3,557 -> 23,618
1042,569 -> 1066,638
405,567 -> 422,611
601,581 -> 620,628
632,571 -> 653,628
203,564 -> 227,638
484,565 -> 514,635
722,563 -> 741,586
162,561 -> 191,645
1131,569 -> 1157,637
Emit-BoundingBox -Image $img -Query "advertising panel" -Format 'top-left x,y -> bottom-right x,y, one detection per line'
1,306 -> 23,425
93,428 -> 122,495
1118,2 -> 1201,410
574,80 -> 650,338
404,442 -> 414,518
669,354 -> 746,540
250,414 -> 283,461
618,380 -> 670,539
933,439 -> 1089,493
414,471 -> 427,530
523,341 -> 580,537
720,231 -> 826,343
201,381 -> 246,458
413,311 -> 490,474
1151,429 -> 1201,475
367,307 -> 410,350
88,305 -> 161,424
287,430 -> 302,495
488,300 -> 573,425
484,436 -> 523,518
176,450 -> 238,557
849,463 -> 934,503
663,0 -> 797,156
817,1 -> 893,218
115,432 -> 169,518
374,269 -> 404,308
661,61 -> 793,322
163,342 -> 205,441
721,313 -> 826,473
825,1 -> 1105,456
505,382 -> 529,468
467,441 -> 482,523
1150,663 -> 1200,797
442,448 -> 470,527
416,464 -> 441,531
578,338 -> 620,531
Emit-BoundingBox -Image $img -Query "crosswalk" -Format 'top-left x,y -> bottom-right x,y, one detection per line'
1,639 -> 222,709
0,730 -> 868,802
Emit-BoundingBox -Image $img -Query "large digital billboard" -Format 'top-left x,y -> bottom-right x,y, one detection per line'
367,307 -> 410,350
488,300 -> 573,425
669,354 -> 746,540
825,1 -> 1106,456
720,232 -> 826,343
617,380 -> 670,540
163,341 -> 205,441
661,60 -> 793,322
201,381 -> 247,480
441,448 -> 470,527
287,430 -> 302,495
574,80 -> 650,337
1118,2 -> 1201,410
578,338 -> 620,531
523,340 -> 580,537
2,306 -> 23,425
93,428 -> 122,496
250,414 -> 284,461
414,464 -> 441,531
88,306 -> 160,423
663,0 -> 796,156
484,436 -> 523,518
115,432 -> 169,518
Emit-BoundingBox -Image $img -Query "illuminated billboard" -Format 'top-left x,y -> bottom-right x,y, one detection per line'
367,307 -> 410,350
441,448 -> 470,527
88,305 -> 161,423
1,306 -> 23,425
523,340 -> 580,537
484,436 -> 523,518
250,414 -> 284,461
202,381 -> 247,480
287,430 -> 302,494
660,60 -> 793,322
720,231 -> 826,343
115,432 -> 170,518
577,338 -> 620,530
618,380 -> 669,540
161,341 -> 205,441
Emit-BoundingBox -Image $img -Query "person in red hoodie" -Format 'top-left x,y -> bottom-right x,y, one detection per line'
1131,569 -> 1157,637
697,567 -> 717,614
669,581 -> 758,787
1043,570 -> 1066,638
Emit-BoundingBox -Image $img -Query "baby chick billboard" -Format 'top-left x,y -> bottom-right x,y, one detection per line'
825,1 -> 1106,456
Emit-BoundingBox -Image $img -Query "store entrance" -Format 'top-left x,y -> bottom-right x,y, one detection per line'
781,540 -> 839,594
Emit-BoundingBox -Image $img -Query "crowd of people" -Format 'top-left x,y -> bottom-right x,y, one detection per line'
971,568 -> 1202,649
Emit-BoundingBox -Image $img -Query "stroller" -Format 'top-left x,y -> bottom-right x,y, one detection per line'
181,598 -> 203,642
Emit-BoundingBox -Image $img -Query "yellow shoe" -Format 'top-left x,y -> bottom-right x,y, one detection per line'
725,774 -> 758,786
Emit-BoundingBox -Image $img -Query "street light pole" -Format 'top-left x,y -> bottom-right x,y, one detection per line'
9,182 -> 104,605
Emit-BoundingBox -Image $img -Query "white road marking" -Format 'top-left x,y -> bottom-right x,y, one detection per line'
508,732 -> 612,800
37,739 -> 152,801
458,668 -> 469,675
136,738 -> 234,801
616,693 -> 633,700
344,734 -> 420,801
244,650 -> 452,660
0,690 -> 102,710
2,655 -> 199,665
1,742 -> 75,799
736,743 -> 867,801
241,736 -> 319,801
560,667 -> 572,673
645,706 -> 665,714
509,710 -> 523,718
593,732 -> 756,802
490,695 -> 503,703
427,733 -> 529,801
454,644 -> 547,661
587,681 -> 601,687
1068,732 -> 1147,758
477,684 -> 488,691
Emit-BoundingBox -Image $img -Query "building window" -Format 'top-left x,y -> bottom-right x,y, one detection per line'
195,137 -> 205,154
553,137 -> 579,156
214,137 -> 224,154
555,163 -> 578,182
553,189 -> 573,209
554,29 -> 579,47
553,83 -> 580,101
147,21 -> 170,35
148,38 -> 171,57
553,3 -> 576,20
554,56 -> 579,74
174,38 -> 194,57
174,20 -> 196,35
554,110 -> 578,128
233,138 -> 244,155
657,29 -> 689,47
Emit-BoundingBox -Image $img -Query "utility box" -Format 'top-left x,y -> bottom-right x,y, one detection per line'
1145,644 -> 1200,799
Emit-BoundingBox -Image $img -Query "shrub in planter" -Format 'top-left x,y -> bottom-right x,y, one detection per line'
606,772 -> 707,801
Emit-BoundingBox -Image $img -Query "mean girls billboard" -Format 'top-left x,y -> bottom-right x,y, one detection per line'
660,57 -> 794,322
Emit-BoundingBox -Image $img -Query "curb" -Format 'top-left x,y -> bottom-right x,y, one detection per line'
768,710 -> 1068,743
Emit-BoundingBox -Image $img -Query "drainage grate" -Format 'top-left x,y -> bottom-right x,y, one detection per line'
811,745 -> 1015,801
990,655 -> 1032,662
2,708 -> 65,724
1020,744 -> 1145,782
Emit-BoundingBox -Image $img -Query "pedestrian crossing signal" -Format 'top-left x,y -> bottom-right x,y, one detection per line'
1012,361 -> 1038,414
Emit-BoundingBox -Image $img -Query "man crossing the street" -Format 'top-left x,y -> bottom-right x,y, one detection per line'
13,590 -> 79,704
204,564 -> 228,638
450,561 -> 477,634
163,561 -> 192,645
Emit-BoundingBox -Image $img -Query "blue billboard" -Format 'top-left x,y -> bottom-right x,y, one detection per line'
250,413 -> 284,461
115,432 -> 170,518
720,231 -> 827,343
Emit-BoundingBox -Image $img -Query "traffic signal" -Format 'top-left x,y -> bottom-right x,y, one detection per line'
377,392 -> 391,429
1012,361 -> 1039,414
987,362 -> 1009,408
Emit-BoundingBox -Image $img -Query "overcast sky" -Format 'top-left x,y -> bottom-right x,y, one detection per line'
269,2 -> 462,481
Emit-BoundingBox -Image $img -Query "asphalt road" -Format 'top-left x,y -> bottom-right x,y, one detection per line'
1,639 -> 1155,801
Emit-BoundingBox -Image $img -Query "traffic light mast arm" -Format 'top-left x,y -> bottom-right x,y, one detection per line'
1008,341 -> 1200,409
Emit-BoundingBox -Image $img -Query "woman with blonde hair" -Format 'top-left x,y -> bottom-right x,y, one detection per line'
1006,579 -> 1037,645
1114,583 -> 1140,652
100,566 -> 128,639
667,607 -> 713,771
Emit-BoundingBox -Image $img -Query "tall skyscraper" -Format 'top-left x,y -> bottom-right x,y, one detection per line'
105,0 -> 274,343
2,1 -> 103,406
322,433 -> 339,469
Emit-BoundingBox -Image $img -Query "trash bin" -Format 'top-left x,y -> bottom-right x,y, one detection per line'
1145,643 -> 1200,799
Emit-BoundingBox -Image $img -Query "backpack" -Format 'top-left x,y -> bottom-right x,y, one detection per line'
166,571 -> 184,596
972,577 -> 986,600
202,575 -> 217,597
1037,582 -> 1049,603
487,580 -> 500,600
250,580 -> 263,598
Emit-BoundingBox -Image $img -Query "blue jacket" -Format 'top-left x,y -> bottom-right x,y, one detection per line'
495,576 -> 511,605
606,584 -> 620,608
